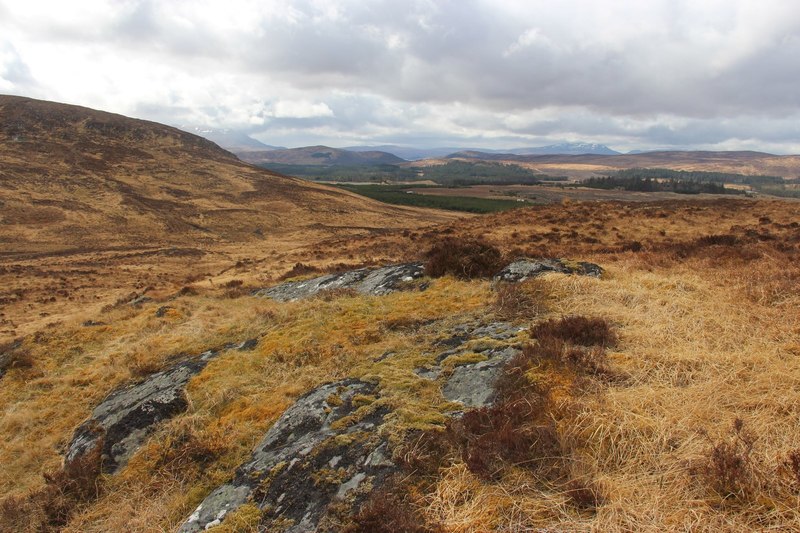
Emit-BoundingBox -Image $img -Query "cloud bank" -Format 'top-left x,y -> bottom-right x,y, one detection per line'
2,0 -> 799,152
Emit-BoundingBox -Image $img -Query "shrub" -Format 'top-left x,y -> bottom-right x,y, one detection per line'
178,285 -> 199,296
345,476 -> 443,533
531,316 -> 617,348
695,419 -> 759,500
0,340 -> 33,375
222,279 -> 254,298
424,238 -> 504,279
279,262 -> 321,281
782,449 -> 800,489
565,478 -> 606,510
0,445 -> 102,531
453,398 -> 561,481
695,234 -> 740,247
620,241 -> 644,252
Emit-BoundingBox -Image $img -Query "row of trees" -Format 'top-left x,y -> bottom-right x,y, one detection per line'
581,175 -> 739,195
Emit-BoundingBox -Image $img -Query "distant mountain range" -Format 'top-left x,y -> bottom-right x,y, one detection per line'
182,128 -> 798,178
340,142 -> 620,160
179,126 -> 285,152
236,145 -> 406,166
185,128 -> 623,161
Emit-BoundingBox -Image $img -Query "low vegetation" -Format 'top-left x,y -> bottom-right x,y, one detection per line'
606,167 -> 784,185
424,237 -> 505,279
337,184 -> 526,213
260,160 -> 558,186
2,198 -> 799,531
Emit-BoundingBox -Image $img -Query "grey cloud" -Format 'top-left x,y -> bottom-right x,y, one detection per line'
4,0 -> 800,152
0,42 -> 40,93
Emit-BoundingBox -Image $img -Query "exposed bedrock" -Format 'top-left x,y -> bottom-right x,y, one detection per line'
254,262 -> 425,302
65,339 -> 257,474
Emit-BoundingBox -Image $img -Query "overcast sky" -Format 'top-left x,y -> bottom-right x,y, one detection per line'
2,0 -> 800,153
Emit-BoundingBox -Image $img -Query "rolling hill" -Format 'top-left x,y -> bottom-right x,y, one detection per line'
0,95 -> 460,342
441,149 -> 800,179
0,96 -> 450,255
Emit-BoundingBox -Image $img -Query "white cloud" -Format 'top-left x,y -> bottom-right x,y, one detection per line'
271,100 -> 334,119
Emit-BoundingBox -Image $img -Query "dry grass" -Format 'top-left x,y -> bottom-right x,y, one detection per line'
2,197 -> 800,531
422,246 -> 800,532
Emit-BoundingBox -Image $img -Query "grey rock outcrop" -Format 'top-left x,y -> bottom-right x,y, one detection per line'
419,322 -> 524,409
180,379 -> 393,533
180,321 -> 526,532
442,346 -> 519,409
254,262 -> 425,302
494,258 -> 603,283
65,339 -> 257,474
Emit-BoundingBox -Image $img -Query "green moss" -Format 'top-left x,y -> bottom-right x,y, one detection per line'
441,352 -> 488,372
326,393 -> 343,407
329,399 -> 388,430
204,503 -> 262,532
333,433 -> 358,447
464,337 -> 506,353
560,258 -> 583,273
311,467 -> 348,487
392,407 -> 449,432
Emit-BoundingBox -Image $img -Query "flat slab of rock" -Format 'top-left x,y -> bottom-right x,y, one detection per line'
441,346 -> 520,409
254,262 -> 425,302
180,379 -> 394,533
494,258 -> 603,283
65,351 -> 218,473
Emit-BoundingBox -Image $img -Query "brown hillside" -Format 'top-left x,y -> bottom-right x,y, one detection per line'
0,95 -> 452,255
0,96 -> 459,342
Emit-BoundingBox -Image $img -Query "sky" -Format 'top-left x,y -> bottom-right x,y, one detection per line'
2,0 -> 800,153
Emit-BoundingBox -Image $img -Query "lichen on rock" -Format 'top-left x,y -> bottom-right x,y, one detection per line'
179,379 -> 395,533
253,262 -> 425,301
65,339 -> 257,475
494,258 -> 603,282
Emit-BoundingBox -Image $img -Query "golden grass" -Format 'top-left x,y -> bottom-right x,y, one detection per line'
418,253 -> 800,532
1,276 -> 492,531
2,197 -> 799,531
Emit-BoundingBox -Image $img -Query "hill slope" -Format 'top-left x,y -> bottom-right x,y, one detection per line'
0,96 -> 446,255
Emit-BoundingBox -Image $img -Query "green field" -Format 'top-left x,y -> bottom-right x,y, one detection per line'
335,184 -> 525,213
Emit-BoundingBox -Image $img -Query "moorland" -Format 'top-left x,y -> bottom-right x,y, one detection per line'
1,95 -> 799,532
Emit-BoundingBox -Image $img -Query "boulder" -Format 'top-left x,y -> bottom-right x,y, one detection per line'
65,351 -> 217,473
254,263 -> 425,302
494,258 -> 603,283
